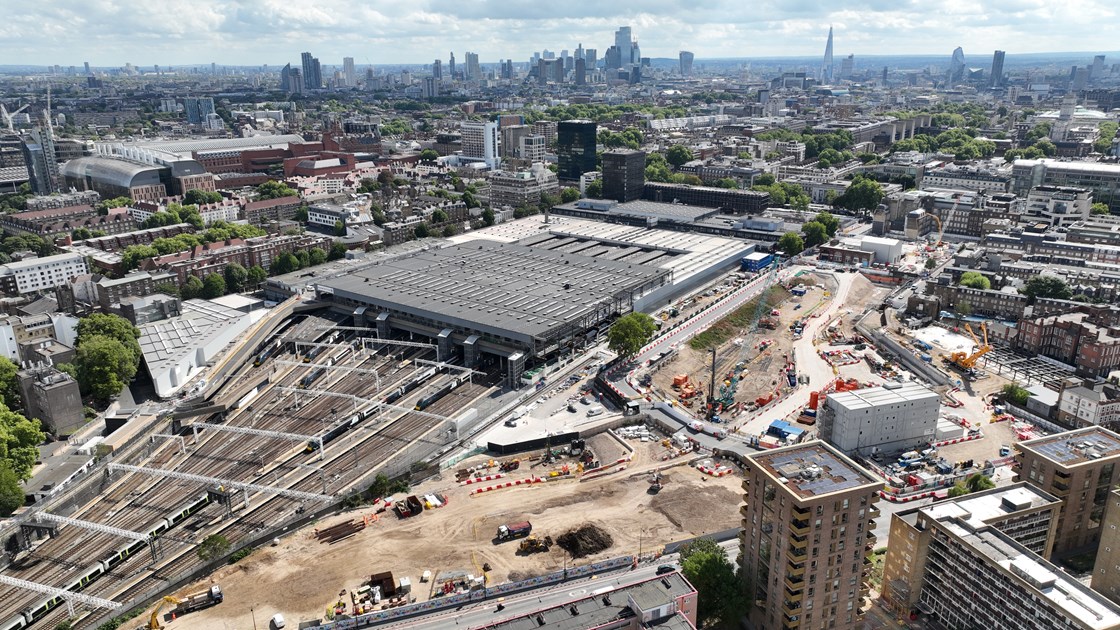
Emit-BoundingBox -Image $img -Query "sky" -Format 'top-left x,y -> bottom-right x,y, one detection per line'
3,0 -> 1117,68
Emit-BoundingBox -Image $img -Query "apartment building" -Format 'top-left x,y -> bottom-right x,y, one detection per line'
1093,488 -> 1120,605
488,164 -> 559,209
881,484 -> 1119,629
0,253 -> 89,296
1014,427 -> 1120,556
1024,185 -> 1093,228
741,441 -> 881,630
1011,159 -> 1120,212
920,164 -> 1012,193
1059,379 -> 1120,428
1016,311 -> 1120,377
139,233 -> 333,284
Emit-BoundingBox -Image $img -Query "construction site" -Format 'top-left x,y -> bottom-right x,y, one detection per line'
157,429 -> 744,630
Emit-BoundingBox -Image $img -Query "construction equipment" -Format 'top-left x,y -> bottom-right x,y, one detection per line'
943,322 -> 991,377
146,596 -> 180,629
518,535 -> 553,554
496,521 -> 532,542
171,585 -> 223,617
0,103 -> 28,133
649,471 -> 665,493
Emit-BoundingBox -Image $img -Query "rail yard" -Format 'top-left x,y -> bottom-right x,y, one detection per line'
0,315 -> 500,630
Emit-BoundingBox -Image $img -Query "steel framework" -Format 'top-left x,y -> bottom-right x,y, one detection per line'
0,573 -> 121,618
185,422 -> 325,461
106,463 -> 332,510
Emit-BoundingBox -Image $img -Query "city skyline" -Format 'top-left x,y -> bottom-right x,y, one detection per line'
3,1 -> 1118,67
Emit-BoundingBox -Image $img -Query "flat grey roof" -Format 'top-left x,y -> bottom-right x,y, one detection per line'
138,300 -> 247,374
320,240 -> 669,343
479,572 -> 696,630
750,440 -> 881,500
1018,427 -> 1120,467
825,382 -> 940,412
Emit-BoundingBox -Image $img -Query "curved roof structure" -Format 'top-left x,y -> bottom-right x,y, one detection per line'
61,156 -> 163,189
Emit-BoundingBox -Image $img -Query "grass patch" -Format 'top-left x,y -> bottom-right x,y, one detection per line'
229,547 -> 253,564
868,548 -> 888,589
688,286 -> 791,351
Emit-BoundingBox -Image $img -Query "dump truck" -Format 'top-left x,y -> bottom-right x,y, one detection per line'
173,585 -> 223,616
518,535 -> 553,554
496,521 -> 532,541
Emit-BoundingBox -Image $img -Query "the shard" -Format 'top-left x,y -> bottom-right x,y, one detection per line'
822,26 -> 834,83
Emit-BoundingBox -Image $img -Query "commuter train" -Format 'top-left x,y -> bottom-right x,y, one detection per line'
0,493 -> 212,630
415,375 -> 466,411
382,367 -> 437,405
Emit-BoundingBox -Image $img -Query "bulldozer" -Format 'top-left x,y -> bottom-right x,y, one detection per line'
519,535 -> 554,554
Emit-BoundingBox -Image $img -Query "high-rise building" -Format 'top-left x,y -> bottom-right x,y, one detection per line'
822,26 -> 834,83
585,49 -> 597,68
556,120 -> 597,181
460,121 -> 500,170
500,125 -> 529,160
679,51 -> 694,77
741,441 -> 881,630
601,149 -> 645,202
421,77 -> 439,99
947,46 -> 966,85
877,483 -> 1120,629
532,120 -> 558,145
280,64 -> 303,94
519,135 -> 547,164
183,97 -> 216,125
432,59 -> 442,81
840,54 -> 854,80
606,26 -> 637,70
21,128 -> 61,195
501,59 -> 514,80
537,58 -> 564,85
574,58 -> 586,86
990,50 -> 1006,88
1073,66 -> 1091,91
1092,55 -> 1107,81
449,52 -> 456,78
83,61 -> 90,75
465,52 -> 480,81
1014,426 -> 1120,556
343,57 -> 355,87
301,52 -> 322,90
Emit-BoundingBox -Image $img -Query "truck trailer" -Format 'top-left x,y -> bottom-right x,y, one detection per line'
173,585 -> 223,615
496,521 -> 532,541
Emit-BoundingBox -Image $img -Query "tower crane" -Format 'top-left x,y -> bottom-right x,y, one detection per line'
0,103 -> 29,133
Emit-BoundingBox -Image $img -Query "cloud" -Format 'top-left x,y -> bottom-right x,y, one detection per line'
1,0 -> 1115,67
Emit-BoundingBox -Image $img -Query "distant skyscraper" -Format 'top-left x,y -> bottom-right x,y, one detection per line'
343,57 -> 355,87
183,97 -> 216,124
575,43 -> 584,60
989,50 -> 1006,88
606,26 -> 638,70
822,26 -> 835,83
433,59 -> 442,81
1092,54 -> 1107,81
947,46 -> 966,85
556,120 -> 597,181
465,52 -> 480,81
575,58 -> 587,85
83,61 -> 90,75
449,52 -> 456,78
21,128 -> 60,195
679,51 -> 694,77
1072,66 -> 1090,91
211,62 -> 216,75
840,54 -> 854,80
301,52 -> 322,90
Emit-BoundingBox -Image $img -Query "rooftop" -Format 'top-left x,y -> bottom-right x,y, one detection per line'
921,483 -> 1060,531
1017,426 -> 1120,467
138,299 -> 248,375
824,381 -> 940,412
103,134 -> 308,158
477,572 -> 696,630
749,440 -> 881,500
320,239 -> 669,343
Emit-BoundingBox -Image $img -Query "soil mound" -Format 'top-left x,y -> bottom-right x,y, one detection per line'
557,524 -> 614,558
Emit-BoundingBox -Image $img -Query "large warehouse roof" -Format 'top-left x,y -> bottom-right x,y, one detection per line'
98,134 -> 308,158
320,240 -> 669,342
60,156 -> 163,189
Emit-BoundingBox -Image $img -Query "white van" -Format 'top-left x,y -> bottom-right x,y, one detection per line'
586,405 -> 604,417
271,613 -> 286,629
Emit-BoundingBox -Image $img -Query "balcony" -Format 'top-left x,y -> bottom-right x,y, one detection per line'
787,561 -> 806,577
793,504 -> 811,517
782,600 -> 803,617
790,533 -> 809,549
790,519 -> 810,536
784,574 -> 804,592
782,612 -> 802,629
869,505 -> 881,519
1050,482 -> 1070,497
788,545 -> 807,560
784,586 -> 804,603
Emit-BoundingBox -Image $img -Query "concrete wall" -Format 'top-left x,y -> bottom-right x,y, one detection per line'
820,390 -> 940,455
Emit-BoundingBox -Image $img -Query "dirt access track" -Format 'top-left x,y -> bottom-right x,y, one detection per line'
161,438 -> 744,630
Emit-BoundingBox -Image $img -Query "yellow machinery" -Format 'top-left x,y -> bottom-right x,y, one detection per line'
147,596 -> 180,629
945,322 -> 991,372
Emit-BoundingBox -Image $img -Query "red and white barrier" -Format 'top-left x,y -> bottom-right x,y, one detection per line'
932,433 -> 982,447
469,476 -> 543,496
462,473 -> 505,486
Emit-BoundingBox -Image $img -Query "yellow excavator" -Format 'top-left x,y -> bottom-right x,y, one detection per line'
944,322 -> 991,377
147,596 -> 180,629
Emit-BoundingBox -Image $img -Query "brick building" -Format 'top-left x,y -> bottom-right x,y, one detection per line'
139,233 -> 333,283
1016,310 -> 1120,376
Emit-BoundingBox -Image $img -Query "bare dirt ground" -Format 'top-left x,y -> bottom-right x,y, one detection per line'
162,437 -> 743,630
650,274 -> 836,416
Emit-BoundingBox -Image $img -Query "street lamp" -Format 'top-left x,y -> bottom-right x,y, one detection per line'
251,606 -> 258,630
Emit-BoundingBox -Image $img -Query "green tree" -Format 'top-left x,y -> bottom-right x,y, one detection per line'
1001,383 -> 1030,406
442,225 -> 460,237
965,473 -> 996,493
0,461 -> 24,517
1094,122 -> 1118,154
714,177 -> 739,189
308,247 -> 327,266
77,314 -> 141,365
679,537 -> 749,628
1092,202 -> 1111,216
753,173 -> 776,186
461,191 -> 481,208
121,245 -> 158,271
560,187 -> 581,203
202,274 -> 226,299
0,356 -> 21,410
481,208 -> 496,226
71,228 -> 94,241
334,219 -> 347,236
834,175 -> 884,214
607,312 -> 657,358
1023,275 -> 1072,301
269,252 -> 300,275
414,223 -> 431,239
295,249 -> 311,269
181,275 -> 205,299
0,402 -> 43,479
813,211 -> 839,237
95,196 -> 133,214
328,242 -> 348,261
183,189 -> 223,205
666,145 -> 694,167
197,534 -> 231,562
431,209 -> 450,223
959,271 -> 991,290
584,179 -> 604,198
223,262 -> 248,293
947,482 -> 970,498
539,192 -> 560,213
801,221 -> 828,247
256,180 -> 298,200
925,258 -> 937,270
777,232 -> 804,257
247,265 -> 268,286
419,149 -> 439,162
73,336 -> 138,402
155,283 -> 180,297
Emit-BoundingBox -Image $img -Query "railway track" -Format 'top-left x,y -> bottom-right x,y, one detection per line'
2,332 -> 498,629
